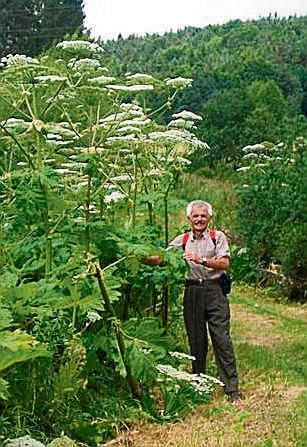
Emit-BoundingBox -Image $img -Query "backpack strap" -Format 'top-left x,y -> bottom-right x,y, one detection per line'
209,229 -> 216,247
181,229 -> 217,250
181,231 -> 190,250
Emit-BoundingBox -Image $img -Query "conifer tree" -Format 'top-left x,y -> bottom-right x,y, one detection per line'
0,1 -> 39,57
0,0 -> 84,57
39,0 -> 85,51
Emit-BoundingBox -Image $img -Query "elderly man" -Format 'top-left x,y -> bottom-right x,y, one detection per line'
146,200 -> 241,403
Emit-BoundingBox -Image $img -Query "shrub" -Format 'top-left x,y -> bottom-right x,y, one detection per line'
235,138 -> 306,300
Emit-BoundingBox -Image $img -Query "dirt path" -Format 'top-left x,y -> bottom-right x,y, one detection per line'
104,383 -> 306,447
103,289 -> 307,447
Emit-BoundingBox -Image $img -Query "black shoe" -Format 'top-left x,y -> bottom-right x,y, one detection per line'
226,391 -> 242,402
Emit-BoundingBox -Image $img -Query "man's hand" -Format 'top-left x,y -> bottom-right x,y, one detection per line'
141,255 -> 164,266
184,252 -> 202,264
184,252 -> 229,270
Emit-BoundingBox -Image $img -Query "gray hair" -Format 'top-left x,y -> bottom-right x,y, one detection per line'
186,200 -> 213,217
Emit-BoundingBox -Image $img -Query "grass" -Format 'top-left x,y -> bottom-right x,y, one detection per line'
104,285 -> 307,446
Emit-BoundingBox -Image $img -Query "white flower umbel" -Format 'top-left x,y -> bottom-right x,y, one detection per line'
172,110 -> 203,121
156,364 -> 224,394
3,54 -> 39,66
165,77 -> 193,88
104,191 -> 125,204
1,118 -> 29,132
177,157 -> 192,165
100,112 -> 132,123
145,167 -> 164,176
126,73 -> 156,83
242,153 -> 258,159
236,166 -> 251,172
80,146 -> 106,154
68,58 -> 101,71
120,103 -> 144,114
45,124 -> 76,138
148,129 -> 199,146
46,133 -> 63,141
34,75 -> 67,83
120,118 -> 151,127
168,118 -> 196,129
106,84 -> 154,92
242,143 -> 265,153
53,168 -> 75,175
106,135 -> 138,143
56,40 -> 104,53
89,75 -> 116,84
86,311 -> 102,324
5,435 -> 44,447
110,175 -> 130,181
169,351 -> 196,361
115,126 -> 142,135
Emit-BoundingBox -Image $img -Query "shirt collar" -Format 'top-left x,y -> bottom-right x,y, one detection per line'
191,228 -> 209,240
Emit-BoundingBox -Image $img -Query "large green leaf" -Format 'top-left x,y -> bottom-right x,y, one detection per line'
0,377 -> 9,400
0,306 -> 13,330
0,329 -> 49,372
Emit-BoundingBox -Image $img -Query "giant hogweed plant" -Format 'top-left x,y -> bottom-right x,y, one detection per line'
235,137 -> 306,298
0,41 -> 217,440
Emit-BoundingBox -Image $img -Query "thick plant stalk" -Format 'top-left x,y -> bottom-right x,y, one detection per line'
161,191 -> 170,329
45,236 -> 52,278
164,193 -> 169,248
39,178 -> 52,278
94,263 -> 140,398
135,155 -> 154,225
84,176 -> 92,256
132,155 -> 137,228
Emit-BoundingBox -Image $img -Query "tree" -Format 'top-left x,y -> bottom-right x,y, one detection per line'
0,0 -> 84,57
0,1 -> 39,57
39,0 -> 85,52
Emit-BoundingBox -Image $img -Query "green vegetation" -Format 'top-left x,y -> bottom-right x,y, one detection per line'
101,16 -> 307,161
0,14 -> 306,446
0,1 -> 84,58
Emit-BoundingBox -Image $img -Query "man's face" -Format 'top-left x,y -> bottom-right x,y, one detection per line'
188,205 -> 211,234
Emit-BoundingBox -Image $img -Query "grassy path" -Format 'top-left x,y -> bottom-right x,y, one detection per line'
104,286 -> 307,447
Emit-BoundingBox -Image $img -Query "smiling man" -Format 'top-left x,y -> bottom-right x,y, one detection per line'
145,200 -> 241,403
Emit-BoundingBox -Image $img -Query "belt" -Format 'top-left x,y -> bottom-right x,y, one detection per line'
185,278 -> 216,286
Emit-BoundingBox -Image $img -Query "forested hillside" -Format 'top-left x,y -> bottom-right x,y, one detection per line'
101,16 -> 307,160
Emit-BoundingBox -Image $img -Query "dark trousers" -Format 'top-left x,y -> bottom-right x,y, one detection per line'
183,281 -> 239,394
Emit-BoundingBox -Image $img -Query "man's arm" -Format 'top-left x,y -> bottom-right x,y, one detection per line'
184,253 -> 230,270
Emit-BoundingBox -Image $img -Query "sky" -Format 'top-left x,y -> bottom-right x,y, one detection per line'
83,0 -> 307,41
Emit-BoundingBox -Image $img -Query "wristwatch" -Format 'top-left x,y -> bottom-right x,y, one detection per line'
201,257 -> 208,266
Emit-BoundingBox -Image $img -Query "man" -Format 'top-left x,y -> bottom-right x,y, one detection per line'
145,200 -> 241,403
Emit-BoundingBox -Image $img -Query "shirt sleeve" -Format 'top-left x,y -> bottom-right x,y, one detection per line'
215,230 -> 231,258
167,233 -> 185,249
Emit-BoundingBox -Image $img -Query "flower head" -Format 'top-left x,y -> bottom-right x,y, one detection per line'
165,77 -> 193,89
34,75 -> 67,83
89,75 -> 116,84
104,191 -> 125,204
56,40 -> 104,53
106,84 -> 154,92
126,73 -> 156,84
172,110 -> 202,121
3,54 -> 39,66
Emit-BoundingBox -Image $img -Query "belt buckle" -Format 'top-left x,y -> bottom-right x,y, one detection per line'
198,278 -> 203,284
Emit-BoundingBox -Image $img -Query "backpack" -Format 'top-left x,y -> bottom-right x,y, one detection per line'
181,229 -> 232,295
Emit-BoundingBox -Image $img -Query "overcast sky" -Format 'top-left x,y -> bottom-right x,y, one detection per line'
83,0 -> 307,41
